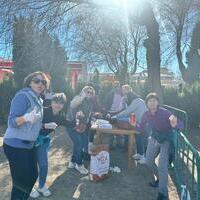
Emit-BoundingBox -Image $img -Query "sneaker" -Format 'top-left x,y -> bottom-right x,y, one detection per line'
30,188 -> 40,198
68,161 -> 76,169
75,164 -> 88,175
38,185 -> 51,197
137,156 -> 146,164
132,153 -> 143,160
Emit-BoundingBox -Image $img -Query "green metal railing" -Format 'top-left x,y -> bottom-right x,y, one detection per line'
164,104 -> 200,199
173,130 -> 200,200
164,104 -> 189,135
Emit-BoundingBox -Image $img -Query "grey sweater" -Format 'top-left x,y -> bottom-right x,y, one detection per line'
4,88 -> 43,142
67,95 -> 93,124
115,98 -> 147,123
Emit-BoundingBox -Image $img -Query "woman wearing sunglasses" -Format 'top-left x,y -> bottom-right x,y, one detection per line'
66,86 -> 95,174
30,93 -> 76,198
3,71 -> 49,200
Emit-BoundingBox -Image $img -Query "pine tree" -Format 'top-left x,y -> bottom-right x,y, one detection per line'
50,38 -> 68,92
12,17 -> 68,90
13,17 -> 43,87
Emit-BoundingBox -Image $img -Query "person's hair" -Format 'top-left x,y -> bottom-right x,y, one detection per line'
145,92 -> 159,104
122,84 -> 132,93
51,93 -> 67,104
82,85 -> 95,95
23,71 -> 50,89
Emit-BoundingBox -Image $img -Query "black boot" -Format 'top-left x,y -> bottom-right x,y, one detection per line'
149,179 -> 159,187
157,192 -> 168,200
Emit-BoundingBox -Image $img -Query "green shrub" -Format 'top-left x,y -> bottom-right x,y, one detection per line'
163,87 -> 179,107
180,82 -> 200,128
0,79 -> 17,124
163,82 -> 200,128
133,82 -> 200,128
132,82 -> 150,99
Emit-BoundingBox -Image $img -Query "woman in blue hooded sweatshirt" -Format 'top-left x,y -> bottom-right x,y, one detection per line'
3,71 -> 49,200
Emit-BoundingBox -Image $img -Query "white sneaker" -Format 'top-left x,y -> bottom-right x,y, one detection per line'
75,164 -> 88,175
68,161 -> 76,169
30,188 -> 40,198
38,185 -> 52,197
138,156 -> 146,164
132,153 -> 143,160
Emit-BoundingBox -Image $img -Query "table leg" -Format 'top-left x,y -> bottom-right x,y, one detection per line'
96,131 -> 103,144
128,134 -> 136,168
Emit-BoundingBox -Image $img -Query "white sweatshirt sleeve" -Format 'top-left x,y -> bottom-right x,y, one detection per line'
70,95 -> 84,109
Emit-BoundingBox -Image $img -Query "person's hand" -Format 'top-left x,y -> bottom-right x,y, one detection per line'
76,111 -> 85,119
105,113 -> 111,120
92,112 -> 103,119
23,107 -> 41,123
44,122 -> 58,130
169,115 -> 178,128
75,123 -> 87,133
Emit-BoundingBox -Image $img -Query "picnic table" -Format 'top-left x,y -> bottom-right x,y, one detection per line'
90,125 -> 139,168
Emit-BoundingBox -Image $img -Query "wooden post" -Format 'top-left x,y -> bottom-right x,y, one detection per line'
128,134 -> 136,168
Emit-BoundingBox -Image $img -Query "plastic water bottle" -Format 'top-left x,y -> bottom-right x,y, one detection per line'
181,185 -> 191,200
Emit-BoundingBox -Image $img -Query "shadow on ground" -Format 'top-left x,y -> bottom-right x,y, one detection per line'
0,127 -> 180,200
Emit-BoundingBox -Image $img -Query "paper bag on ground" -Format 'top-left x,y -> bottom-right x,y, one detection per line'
89,144 -> 110,182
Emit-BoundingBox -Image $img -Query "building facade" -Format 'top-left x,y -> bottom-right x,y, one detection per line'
0,57 -> 14,83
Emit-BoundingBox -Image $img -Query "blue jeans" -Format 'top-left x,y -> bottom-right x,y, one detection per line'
66,127 -> 88,165
135,133 -> 147,155
36,140 -> 50,188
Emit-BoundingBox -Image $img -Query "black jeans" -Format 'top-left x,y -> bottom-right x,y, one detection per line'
3,143 -> 38,200
89,129 -> 95,143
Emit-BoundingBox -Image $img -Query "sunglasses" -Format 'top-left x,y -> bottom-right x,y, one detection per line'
87,90 -> 93,95
32,78 -> 47,86
52,99 -> 65,104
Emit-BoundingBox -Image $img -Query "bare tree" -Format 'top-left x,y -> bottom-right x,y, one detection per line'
69,7 -> 146,84
129,23 -> 147,74
0,0 -> 85,57
155,0 -> 200,81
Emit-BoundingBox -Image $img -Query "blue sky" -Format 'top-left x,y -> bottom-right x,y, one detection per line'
0,0 -> 194,77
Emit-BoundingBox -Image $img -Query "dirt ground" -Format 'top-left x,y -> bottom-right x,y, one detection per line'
0,126 -> 199,200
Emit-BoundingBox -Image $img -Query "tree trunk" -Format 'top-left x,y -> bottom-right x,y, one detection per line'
115,68 -> 129,85
176,33 -> 187,81
186,21 -> 200,83
142,2 -> 163,102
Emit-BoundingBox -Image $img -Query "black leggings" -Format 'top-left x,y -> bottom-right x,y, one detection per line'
3,143 -> 38,200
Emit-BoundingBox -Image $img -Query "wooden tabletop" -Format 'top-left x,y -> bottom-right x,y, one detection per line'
91,125 -> 139,135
